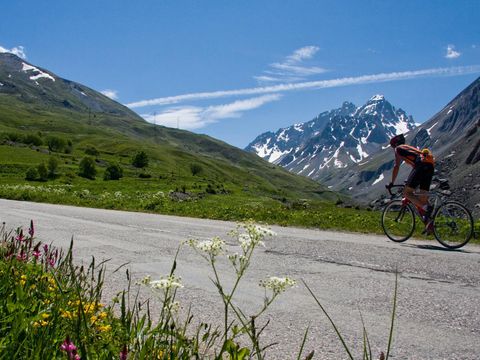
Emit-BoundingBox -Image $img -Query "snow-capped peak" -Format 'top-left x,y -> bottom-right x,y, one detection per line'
370,94 -> 385,102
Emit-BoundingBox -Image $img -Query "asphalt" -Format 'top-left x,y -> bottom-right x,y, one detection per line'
1,198 -> 479,359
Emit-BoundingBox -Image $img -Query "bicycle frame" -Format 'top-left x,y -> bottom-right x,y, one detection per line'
387,184 -> 448,220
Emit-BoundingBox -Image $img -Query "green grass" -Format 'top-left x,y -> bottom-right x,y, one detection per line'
1,94 -> 478,244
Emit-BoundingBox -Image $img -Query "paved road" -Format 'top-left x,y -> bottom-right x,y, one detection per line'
1,198 -> 479,359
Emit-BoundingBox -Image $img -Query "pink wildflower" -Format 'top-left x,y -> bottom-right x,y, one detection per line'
33,249 -> 41,260
43,244 -> 49,254
60,336 -> 80,360
28,220 -> 35,237
120,345 -> 128,360
16,230 -> 25,242
16,251 -> 27,262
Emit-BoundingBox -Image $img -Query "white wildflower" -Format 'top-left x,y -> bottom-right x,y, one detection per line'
190,237 -> 225,257
259,276 -> 296,294
149,275 -> 183,291
239,233 -> 265,251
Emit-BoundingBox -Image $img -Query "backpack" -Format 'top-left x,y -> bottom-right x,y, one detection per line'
419,148 -> 435,165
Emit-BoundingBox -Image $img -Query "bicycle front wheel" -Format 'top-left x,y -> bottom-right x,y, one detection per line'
433,201 -> 474,249
382,200 -> 415,242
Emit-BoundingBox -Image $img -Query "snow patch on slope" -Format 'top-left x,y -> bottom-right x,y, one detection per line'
22,62 -> 55,82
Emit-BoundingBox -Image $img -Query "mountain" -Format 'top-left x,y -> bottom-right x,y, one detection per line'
345,76 -> 480,212
246,96 -> 416,182
0,52 -> 337,204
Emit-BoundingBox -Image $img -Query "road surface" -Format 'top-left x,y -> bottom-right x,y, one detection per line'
1,198 -> 479,359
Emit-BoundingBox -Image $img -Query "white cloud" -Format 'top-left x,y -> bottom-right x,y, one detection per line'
0,45 -> 27,59
255,45 -> 327,84
142,94 -> 281,130
127,65 -> 480,109
101,89 -> 118,100
445,44 -> 461,59
286,45 -> 320,63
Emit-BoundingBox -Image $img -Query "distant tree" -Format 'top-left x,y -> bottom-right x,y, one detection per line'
190,163 -> 203,176
37,163 -> 48,182
84,145 -> 100,156
47,136 -> 66,152
25,167 -> 38,181
132,151 -> 149,169
47,157 -> 59,179
104,163 -> 123,181
5,132 -> 23,142
78,156 -> 97,180
23,134 -> 43,146
64,139 -> 73,154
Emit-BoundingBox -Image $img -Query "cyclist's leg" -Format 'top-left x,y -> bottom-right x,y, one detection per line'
404,167 -> 427,210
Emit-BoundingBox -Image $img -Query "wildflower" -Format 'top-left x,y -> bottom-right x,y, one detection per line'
189,237 -> 225,257
32,248 -> 41,260
16,251 -> 27,262
33,320 -> 49,327
98,311 -> 108,320
28,220 -> 34,237
16,230 -> 25,242
259,276 -> 296,295
120,345 -> 128,360
238,233 -> 265,251
149,275 -> 184,291
20,275 -> 27,286
61,310 -> 74,320
164,301 -> 181,313
43,244 -> 49,253
60,336 -> 80,360
97,324 -> 112,332
137,275 -> 151,285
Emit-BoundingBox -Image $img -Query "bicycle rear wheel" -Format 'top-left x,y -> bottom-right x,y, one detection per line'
433,201 -> 474,249
382,200 -> 415,242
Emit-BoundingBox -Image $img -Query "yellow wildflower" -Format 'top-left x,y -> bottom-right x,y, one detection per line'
98,311 -> 108,320
20,275 -> 27,286
97,324 -> 112,332
90,315 -> 98,324
33,320 -> 49,327
60,310 -> 74,320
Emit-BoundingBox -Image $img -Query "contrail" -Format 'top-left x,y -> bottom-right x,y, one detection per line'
126,65 -> 480,108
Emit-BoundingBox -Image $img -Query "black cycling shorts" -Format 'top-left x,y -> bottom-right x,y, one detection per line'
406,162 -> 434,191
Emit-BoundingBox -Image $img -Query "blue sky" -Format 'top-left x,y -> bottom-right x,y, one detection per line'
1,1 -> 479,148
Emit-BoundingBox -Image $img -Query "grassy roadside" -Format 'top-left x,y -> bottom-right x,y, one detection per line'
1,220 -> 397,359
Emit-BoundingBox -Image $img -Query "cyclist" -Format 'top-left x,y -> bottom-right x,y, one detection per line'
386,134 -> 435,233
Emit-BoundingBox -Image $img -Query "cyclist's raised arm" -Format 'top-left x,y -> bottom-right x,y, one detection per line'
389,150 -> 402,186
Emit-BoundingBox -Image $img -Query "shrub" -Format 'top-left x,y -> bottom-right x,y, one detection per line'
190,163 -> 203,176
23,134 -> 43,146
64,139 -> 73,154
206,183 -> 216,194
84,145 -> 99,156
132,151 -> 149,168
78,156 -> 96,180
5,132 -> 23,142
46,136 -> 66,152
37,163 -> 48,182
25,167 -> 38,181
103,163 -> 123,181
47,157 -> 59,179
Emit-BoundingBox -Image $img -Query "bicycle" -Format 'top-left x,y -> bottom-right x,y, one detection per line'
381,182 -> 474,249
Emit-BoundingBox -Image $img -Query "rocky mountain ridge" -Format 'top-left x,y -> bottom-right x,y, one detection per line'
246,95 -> 416,182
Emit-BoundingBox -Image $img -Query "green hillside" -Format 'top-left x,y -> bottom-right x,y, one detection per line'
0,53 -> 352,227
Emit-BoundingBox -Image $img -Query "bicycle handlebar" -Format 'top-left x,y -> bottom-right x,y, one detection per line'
385,184 -> 404,197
